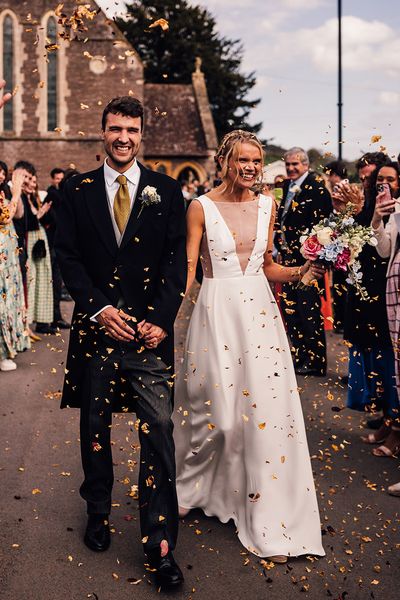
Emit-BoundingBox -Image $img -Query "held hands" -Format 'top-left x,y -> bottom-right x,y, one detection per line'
137,320 -> 167,349
97,307 -> 136,342
371,191 -> 396,229
96,308 -> 167,349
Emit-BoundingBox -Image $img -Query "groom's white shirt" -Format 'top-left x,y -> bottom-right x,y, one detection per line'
104,158 -> 141,245
90,158 -> 141,321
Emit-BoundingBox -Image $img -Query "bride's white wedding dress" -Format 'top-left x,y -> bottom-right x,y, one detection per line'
174,194 -> 325,558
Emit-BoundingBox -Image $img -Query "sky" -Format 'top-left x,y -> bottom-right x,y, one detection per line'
97,0 -> 400,161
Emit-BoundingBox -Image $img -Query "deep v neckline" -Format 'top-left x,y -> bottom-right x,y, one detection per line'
202,196 -> 262,276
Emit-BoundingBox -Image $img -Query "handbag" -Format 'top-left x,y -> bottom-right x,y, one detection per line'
31,238 -> 46,261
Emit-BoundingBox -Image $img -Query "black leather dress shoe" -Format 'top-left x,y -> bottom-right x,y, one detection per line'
147,550 -> 184,589
84,514 -> 110,552
52,319 -> 71,329
35,323 -> 57,335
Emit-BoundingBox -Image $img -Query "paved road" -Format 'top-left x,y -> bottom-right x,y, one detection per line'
0,296 -> 398,600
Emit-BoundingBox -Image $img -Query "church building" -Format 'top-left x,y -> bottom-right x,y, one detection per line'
0,0 -> 218,185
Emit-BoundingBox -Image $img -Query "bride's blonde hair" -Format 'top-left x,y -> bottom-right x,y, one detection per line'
214,130 -> 264,185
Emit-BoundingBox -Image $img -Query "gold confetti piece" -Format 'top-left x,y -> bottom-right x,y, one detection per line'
242,389 -> 250,397
158,515 -> 166,522
141,536 -> 148,544
371,580 -> 380,585
32,488 -> 42,495
67,555 -> 73,562
370,135 -> 382,143
112,573 -> 119,580
280,456 -> 286,463
207,423 -> 215,430
258,422 -> 266,430
12,544 -> 20,548
149,18 -> 169,31
361,536 -> 372,543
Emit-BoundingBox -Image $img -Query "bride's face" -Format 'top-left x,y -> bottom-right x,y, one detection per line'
226,142 -> 263,190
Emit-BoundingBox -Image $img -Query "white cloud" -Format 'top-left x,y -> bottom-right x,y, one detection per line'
263,16 -> 400,76
379,91 -> 400,106
267,15 -> 400,76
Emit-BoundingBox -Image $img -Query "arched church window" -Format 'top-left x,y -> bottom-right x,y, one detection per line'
47,16 -> 58,131
2,14 -> 13,131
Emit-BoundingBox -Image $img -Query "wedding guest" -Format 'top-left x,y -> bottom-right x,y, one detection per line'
42,168 -> 70,330
343,152 -> 397,431
369,162 -> 400,462
0,166 -> 30,371
175,130 -> 325,563
48,167 -> 64,192
23,172 -> 54,335
275,147 -> 332,375
12,161 -> 35,300
324,160 -> 349,333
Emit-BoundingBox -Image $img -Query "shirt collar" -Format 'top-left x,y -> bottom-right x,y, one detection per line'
103,158 -> 140,187
291,171 -> 309,189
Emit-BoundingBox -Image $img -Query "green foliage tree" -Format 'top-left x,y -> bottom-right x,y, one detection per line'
116,0 -> 261,139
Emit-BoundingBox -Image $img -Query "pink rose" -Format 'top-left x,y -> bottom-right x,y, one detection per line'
334,248 -> 351,272
301,235 -> 323,261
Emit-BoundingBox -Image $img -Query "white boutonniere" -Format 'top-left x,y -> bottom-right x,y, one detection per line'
291,184 -> 302,196
138,186 -> 161,218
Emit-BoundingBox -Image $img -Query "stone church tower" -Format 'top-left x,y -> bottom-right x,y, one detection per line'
0,0 -> 218,185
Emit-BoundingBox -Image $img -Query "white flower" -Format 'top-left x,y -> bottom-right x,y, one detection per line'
138,185 -> 161,217
368,236 -> 378,246
291,184 -> 301,195
316,226 -> 334,246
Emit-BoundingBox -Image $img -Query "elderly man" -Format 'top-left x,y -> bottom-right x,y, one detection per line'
275,147 -> 332,376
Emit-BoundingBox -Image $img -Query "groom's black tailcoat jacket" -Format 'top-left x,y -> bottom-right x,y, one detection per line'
55,163 -> 187,410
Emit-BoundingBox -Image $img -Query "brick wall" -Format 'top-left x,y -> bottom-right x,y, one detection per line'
0,0 -> 144,185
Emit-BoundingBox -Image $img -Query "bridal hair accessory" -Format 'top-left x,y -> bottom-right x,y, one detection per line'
138,186 -> 161,218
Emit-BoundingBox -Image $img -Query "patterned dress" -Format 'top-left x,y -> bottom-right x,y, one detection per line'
0,203 -> 30,359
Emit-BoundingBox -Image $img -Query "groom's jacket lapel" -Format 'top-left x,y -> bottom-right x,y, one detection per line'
84,167 -> 118,257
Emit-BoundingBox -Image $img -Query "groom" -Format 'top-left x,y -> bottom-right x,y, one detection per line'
55,96 -> 187,588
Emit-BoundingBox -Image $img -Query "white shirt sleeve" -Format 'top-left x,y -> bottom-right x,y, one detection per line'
90,305 -> 113,322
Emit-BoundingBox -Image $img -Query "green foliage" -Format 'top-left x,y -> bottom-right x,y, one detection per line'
116,0 -> 261,139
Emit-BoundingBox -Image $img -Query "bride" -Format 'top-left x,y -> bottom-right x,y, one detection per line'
173,130 -> 325,563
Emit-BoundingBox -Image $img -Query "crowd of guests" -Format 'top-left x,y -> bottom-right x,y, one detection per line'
0,162 -> 73,371
267,148 -> 400,498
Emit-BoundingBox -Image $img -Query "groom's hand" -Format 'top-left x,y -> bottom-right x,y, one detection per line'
97,307 -> 136,341
138,320 -> 167,349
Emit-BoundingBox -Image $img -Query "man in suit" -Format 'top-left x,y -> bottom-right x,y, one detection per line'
55,96 -> 187,588
275,147 -> 332,376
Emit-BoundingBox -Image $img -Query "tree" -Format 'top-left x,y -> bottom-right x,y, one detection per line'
116,0 -> 261,139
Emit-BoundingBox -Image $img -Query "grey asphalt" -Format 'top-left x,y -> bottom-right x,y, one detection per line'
0,298 -> 398,600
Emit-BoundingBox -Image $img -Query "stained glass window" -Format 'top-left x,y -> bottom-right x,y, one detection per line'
3,15 -> 14,132
47,17 -> 57,131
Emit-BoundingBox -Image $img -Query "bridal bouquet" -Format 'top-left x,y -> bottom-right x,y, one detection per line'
299,205 -> 377,298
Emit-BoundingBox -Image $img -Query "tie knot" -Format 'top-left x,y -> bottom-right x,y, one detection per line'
117,174 -> 127,185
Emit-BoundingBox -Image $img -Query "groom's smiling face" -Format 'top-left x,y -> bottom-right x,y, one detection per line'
102,112 -> 142,171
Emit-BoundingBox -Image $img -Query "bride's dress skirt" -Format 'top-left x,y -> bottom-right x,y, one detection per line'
174,274 -> 325,557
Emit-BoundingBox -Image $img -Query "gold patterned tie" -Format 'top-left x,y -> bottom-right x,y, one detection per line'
113,174 -> 130,234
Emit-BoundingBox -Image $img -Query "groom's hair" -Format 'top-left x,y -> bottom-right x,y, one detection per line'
102,96 -> 144,131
